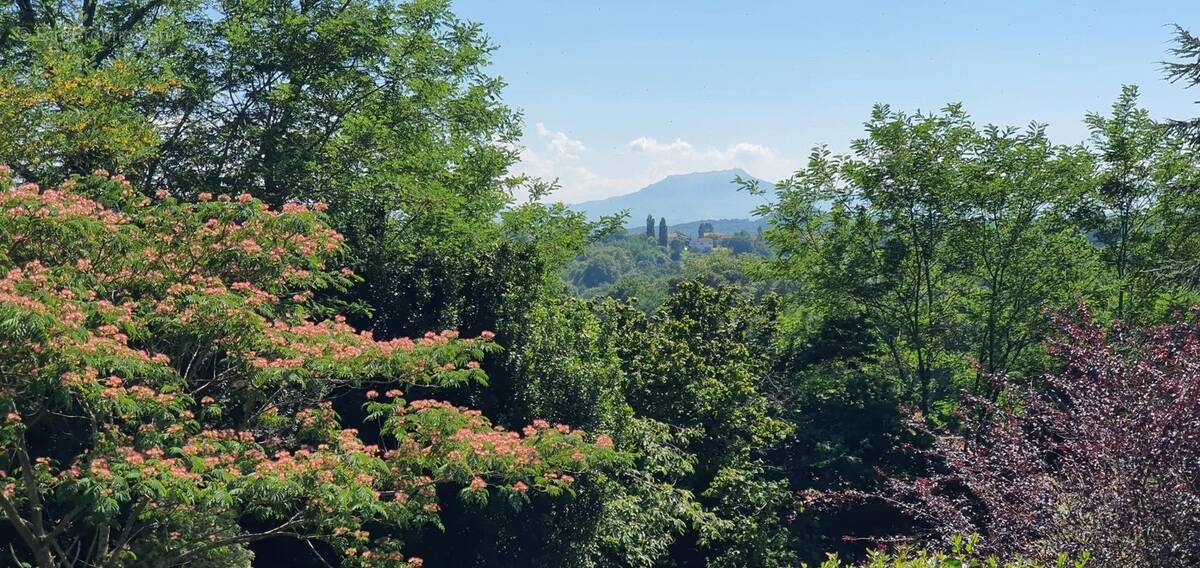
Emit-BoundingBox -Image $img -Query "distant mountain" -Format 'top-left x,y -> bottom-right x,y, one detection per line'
568,168 -> 773,225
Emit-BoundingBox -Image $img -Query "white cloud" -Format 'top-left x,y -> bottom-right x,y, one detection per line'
515,123 -> 640,203
535,122 -> 587,160
623,136 -> 783,179
626,136 -> 776,164
720,142 -> 775,160
626,136 -> 695,154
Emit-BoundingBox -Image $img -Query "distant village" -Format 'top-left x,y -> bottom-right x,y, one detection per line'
642,215 -> 766,258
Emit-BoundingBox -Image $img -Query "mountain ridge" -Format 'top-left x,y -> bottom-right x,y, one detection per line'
567,168 -> 773,225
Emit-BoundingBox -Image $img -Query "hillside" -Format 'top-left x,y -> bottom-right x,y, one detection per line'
665,218 -> 768,237
568,168 -> 773,225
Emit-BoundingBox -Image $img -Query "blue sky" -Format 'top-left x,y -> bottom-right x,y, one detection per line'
453,1 -> 1200,203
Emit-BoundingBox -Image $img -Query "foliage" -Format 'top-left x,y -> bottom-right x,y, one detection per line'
0,31 -> 172,181
569,247 -> 635,289
719,231 -> 765,256
754,106 -> 1102,414
0,171 -> 613,567
813,535 -> 1087,568
874,306 -> 1200,567
1164,25 -> 1200,144
680,249 -> 790,301
614,282 -> 797,565
6,5 -> 1200,566
3,0 -> 516,204
669,239 -> 685,261
567,234 -> 679,310
699,461 -> 797,568
764,311 -> 917,559
478,283 -> 799,567
567,231 -> 780,313
1083,85 -> 1194,320
0,0 -> 619,345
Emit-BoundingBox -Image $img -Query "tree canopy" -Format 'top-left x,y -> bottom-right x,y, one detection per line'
2,4 -> 1200,567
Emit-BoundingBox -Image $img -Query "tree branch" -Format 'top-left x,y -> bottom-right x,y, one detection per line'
93,0 -> 167,64
157,515 -> 305,567
14,0 -> 36,31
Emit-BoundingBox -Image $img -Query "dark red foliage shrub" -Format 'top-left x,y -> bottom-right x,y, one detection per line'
878,305 -> 1200,566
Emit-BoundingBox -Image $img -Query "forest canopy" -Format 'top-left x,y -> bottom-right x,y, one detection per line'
1,1 -> 1199,567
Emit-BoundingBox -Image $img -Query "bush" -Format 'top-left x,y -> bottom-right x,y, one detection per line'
814,536 -> 1088,567
874,305 -> 1200,566
0,170 -> 614,567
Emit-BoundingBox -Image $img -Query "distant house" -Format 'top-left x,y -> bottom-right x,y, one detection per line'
691,237 -> 714,253
668,230 -> 690,242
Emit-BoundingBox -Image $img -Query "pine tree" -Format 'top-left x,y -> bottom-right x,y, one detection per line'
646,214 -> 656,238
658,217 -> 669,246
1166,26 -> 1200,144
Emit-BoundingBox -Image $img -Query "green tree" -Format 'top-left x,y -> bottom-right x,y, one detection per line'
603,274 -> 672,313
0,0 -> 608,343
509,284 -> 797,566
646,214 -> 656,238
658,217 -> 668,247
2,0 -> 518,201
724,231 -> 756,255
565,234 -> 683,312
677,249 -> 794,305
669,238 -> 685,261
569,247 -> 633,288
760,106 -> 976,412
1153,29 -> 1200,294
1084,85 -> 1192,320
1165,25 -> 1200,144
953,124 -> 1099,383
619,282 -> 795,565
0,171 -> 612,567
0,6 -> 632,564
499,297 -> 704,568
0,24 -> 172,181
758,104 -> 1102,412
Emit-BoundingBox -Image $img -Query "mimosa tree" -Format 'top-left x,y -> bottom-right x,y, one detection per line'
0,170 -> 613,567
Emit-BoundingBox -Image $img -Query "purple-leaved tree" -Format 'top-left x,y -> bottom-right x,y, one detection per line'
867,304 -> 1200,566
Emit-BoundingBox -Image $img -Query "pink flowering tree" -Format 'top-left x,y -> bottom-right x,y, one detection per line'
0,169 -> 615,567
866,304 -> 1200,566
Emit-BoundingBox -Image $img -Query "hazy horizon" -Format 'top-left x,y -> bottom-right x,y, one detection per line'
455,1 -> 1199,203
565,167 -> 757,206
